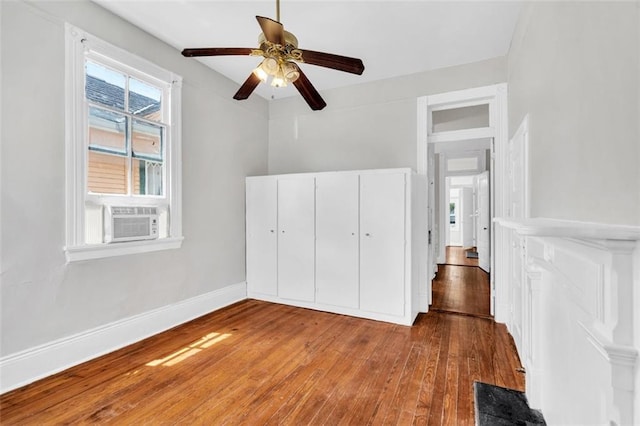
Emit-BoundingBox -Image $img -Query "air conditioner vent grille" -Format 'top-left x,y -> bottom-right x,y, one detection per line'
104,205 -> 159,243
113,217 -> 152,239
111,206 -> 158,216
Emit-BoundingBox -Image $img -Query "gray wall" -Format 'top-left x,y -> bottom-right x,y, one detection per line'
1,0 -> 269,356
508,2 -> 640,225
268,57 -> 507,174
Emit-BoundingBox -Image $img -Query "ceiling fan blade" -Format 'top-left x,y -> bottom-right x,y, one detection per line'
299,50 -> 365,75
256,16 -> 285,45
292,67 -> 327,111
233,73 -> 262,101
182,47 -> 253,57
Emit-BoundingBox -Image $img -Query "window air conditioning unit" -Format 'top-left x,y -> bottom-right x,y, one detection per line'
104,206 -> 159,243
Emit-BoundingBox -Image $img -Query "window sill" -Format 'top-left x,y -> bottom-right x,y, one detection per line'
65,237 -> 184,263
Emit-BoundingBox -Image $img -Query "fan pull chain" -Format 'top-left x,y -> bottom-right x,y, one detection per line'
276,0 -> 280,22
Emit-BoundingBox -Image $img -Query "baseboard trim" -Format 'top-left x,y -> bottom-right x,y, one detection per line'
0,282 -> 247,394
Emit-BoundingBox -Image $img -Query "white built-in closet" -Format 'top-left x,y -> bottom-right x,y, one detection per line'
246,168 -> 427,325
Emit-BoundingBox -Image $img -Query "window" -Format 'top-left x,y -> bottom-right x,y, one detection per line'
65,24 -> 183,262
449,202 -> 456,224
85,61 -> 165,197
431,104 -> 490,133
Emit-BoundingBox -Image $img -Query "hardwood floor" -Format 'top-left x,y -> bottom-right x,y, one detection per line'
432,265 -> 491,318
431,246 -> 491,318
0,300 -> 524,425
445,246 -> 479,268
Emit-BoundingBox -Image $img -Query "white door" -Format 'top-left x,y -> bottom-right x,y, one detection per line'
316,174 -> 359,308
507,117 -> 528,351
427,144 -> 436,287
509,121 -> 527,221
477,172 -> 490,272
360,173 -> 406,316
277,177 -> 315,302
246,178 -> 278,296
461,187 -> 474,248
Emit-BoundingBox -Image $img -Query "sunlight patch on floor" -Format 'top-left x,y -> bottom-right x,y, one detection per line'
146,332 -> 231,367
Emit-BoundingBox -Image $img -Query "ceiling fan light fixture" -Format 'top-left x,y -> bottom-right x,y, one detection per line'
270,68 -> 287,88
253,62 -> 269,83
282,62 -> 300,83
261,56 -> 279,75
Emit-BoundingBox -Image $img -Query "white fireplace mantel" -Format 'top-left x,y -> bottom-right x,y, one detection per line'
494,217 -> 640,242
494,216 -> 640,425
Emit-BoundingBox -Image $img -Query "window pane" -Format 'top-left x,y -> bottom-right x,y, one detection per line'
87,150 -> 128,195
85,61 -> 126,110
129,77 -> 162,121
88,107 -> 127,154
450,203 -> 456,224
432,104 -> 489,133
133,159 -> 163,196
132,119 -> 162,160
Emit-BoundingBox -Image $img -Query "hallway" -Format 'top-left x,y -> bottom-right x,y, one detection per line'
432,246 -> 491,318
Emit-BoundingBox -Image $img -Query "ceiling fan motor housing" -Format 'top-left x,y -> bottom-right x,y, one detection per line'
258,30 -> 299,49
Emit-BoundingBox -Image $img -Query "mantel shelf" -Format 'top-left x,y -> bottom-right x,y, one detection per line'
494,217 -> 640,242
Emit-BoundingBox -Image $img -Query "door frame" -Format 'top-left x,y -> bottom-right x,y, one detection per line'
417,83 -> 508,317
476,171 -> 491,272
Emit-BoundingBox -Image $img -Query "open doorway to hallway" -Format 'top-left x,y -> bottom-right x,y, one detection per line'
432,151 -> 492,319
446,171 -> 491,271
418,84 -> 508,316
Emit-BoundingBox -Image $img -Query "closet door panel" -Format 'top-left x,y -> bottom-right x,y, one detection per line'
277,177 -> 316,302
360,173 -> 406,316
246,178 -> 278,296
316,174 -> 359,308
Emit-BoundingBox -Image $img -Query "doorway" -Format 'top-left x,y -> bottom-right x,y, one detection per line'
435,167 -> 492,317
445,171 -> 491,268
446,176 -> 477,250
417,84 -> 508,317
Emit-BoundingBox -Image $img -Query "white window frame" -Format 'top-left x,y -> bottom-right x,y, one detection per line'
65,24 -> 183,262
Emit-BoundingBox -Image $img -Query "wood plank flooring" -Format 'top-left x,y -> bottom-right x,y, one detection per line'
0,299 -> 524,425
432,265 -> 491,318
445,246 -> 479,268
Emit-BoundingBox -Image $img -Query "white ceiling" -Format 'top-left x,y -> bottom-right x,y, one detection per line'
94,1 -> 523,100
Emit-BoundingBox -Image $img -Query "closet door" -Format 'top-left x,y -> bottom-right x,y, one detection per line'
359,172 -> 406,316
246,177 -> 278,296
315,174 -> 359,309
277,177 -> 316,302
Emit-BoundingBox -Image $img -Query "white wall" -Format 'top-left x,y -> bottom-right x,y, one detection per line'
503,4 -> 640,423
508,2 -> 640,226
268,57 -> 507,174
1,0 -> 268,358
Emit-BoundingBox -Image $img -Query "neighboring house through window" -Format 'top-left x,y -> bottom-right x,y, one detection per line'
65,24 -> 183,261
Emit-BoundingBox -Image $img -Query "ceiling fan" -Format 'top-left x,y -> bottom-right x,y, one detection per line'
181,0 -> 365,111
